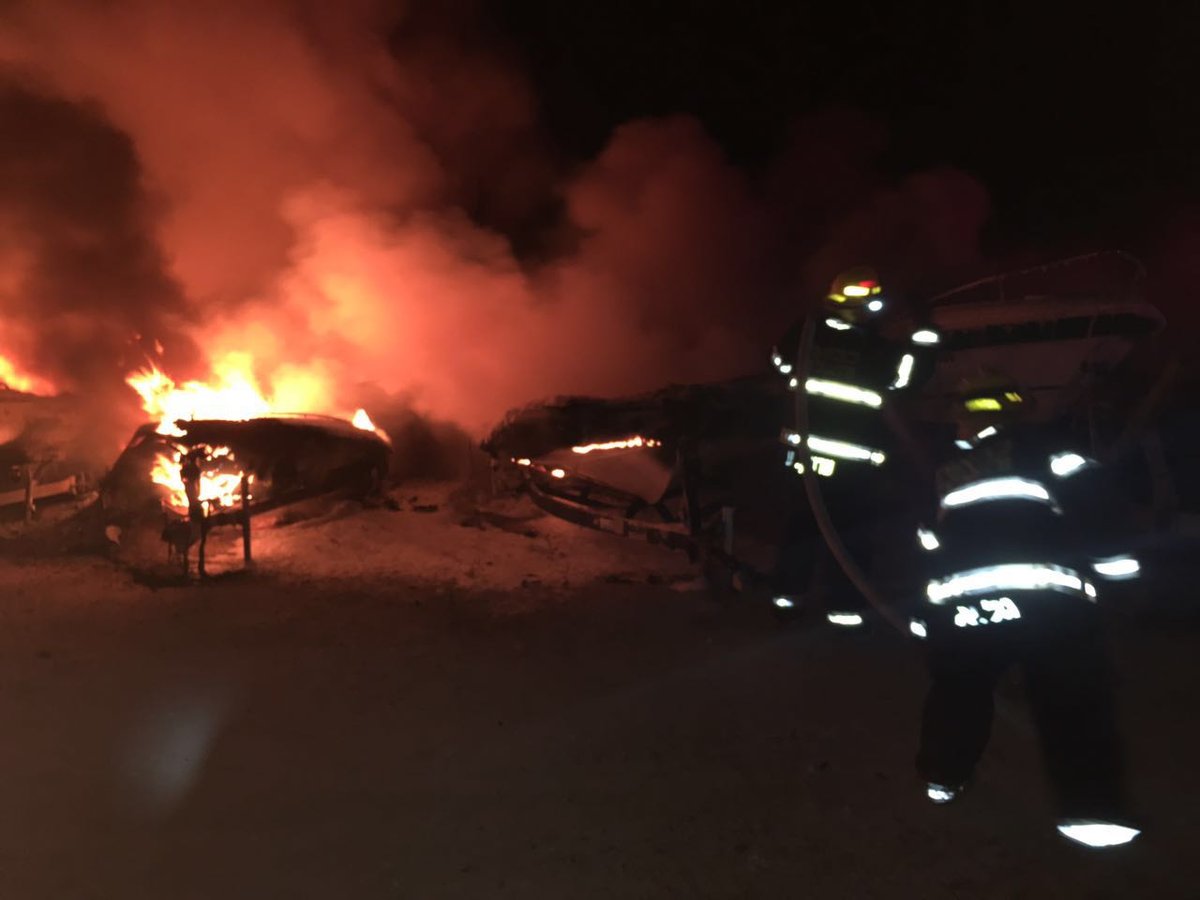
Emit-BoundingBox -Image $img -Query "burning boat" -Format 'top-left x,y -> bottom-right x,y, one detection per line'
86,358 -> 394,575
103,412 -> 391,576
105,413 -> 392,516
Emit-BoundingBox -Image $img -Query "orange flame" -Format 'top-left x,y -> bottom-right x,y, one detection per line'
127,359 -> 273,437
124,355 -> 386,518
125,353 -> 375,513
126,355 -> 297,512
149,447 -> 251,514
0,353 -> 53,395
570,435 -> 662,454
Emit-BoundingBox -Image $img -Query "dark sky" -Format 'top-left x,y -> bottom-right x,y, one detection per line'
489,1 -> 1200,254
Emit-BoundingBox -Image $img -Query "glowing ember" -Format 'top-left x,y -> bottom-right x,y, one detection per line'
550,468 -> 566,479
0,353 -> 53,395
570,435 -> 662,455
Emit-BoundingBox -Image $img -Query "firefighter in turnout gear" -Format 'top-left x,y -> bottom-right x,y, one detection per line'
912,374 -> 1142,849
770,266 -> 936,627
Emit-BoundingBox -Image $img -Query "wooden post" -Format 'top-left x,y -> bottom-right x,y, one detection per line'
180,523 -> 191,578
241,472 -> 252,565
22,465 -> 34,523
1105,357 -> 1180,465
678,443 -> 701,539
1140,429 -> 1179,530
198,513 -> 208,579
677,442 -> 704,566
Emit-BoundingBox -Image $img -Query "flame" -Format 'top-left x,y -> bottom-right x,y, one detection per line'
0,353 -> 53,395
351,408 -> 375,431
507,436 -> 662,482
125,352 -> 379,514
149,447 -> 251,514
571,435 -> 662,454
127,359 -> 273,438
126,354 -> 311,513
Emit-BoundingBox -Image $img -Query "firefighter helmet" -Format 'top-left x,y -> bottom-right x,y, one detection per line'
955,373 -> 1030,419
824,267 -> 886,318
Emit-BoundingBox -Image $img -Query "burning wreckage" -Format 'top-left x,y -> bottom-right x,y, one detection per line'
0,383 -> 91,520
483,376 -> 788,580
483,253 -> 1188,590
3,353 -> 393,577
102,412 -> 391,576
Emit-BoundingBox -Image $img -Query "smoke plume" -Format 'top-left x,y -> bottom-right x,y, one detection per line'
0,85 -> 196,387
0,0 -> 989,442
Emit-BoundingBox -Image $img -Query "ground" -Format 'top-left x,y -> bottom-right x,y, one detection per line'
0,488 -> 1195,898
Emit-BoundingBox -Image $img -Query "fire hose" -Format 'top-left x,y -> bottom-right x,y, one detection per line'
791,306 -> 1168,635
792,313 -> 908,634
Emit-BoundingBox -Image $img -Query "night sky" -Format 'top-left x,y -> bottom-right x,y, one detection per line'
491,1 -> 1200,255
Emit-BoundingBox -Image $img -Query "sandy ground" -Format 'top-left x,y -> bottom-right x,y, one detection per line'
0,490 -> 1196,898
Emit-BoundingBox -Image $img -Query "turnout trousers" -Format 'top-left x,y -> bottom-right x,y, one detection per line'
916,599 -> 1128,820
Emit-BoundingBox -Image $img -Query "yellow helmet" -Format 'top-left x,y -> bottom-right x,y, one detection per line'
825,266 -> 885,316
956,373 -> 1028,417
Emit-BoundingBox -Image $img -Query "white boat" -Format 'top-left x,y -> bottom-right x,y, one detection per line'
921,252 -> 1164,422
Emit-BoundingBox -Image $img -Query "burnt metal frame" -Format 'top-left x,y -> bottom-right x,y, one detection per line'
168,470 -> 253,579
519,441 -> 752,581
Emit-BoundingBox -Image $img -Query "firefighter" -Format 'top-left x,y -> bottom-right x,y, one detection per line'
912,374 -> 1142,849
770,266 -> 936,628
